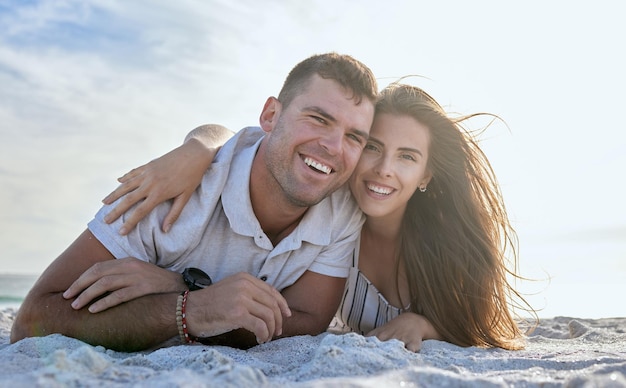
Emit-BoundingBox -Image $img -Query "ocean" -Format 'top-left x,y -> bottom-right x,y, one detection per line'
0,274 -> 38,310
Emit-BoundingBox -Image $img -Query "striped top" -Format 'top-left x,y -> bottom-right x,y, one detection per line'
329,235 -> 408,335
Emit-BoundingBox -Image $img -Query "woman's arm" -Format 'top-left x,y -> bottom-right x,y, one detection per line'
103,124 -> 233,235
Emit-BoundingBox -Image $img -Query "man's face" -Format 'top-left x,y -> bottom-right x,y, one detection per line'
263,75 -> 375,207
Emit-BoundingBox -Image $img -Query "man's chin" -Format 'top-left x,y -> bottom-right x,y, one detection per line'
286,190 -> 330,208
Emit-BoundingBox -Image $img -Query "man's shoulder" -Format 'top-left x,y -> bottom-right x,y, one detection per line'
326,184 -> 362,220
235,126 -> 265,146
210,126 -> 262,185
328,184 -> 356,204
215,126 -> 264,162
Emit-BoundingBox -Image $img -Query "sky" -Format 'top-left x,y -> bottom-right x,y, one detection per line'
1,0 -> 624,318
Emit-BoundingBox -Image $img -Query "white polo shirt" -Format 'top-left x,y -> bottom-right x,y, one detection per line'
88,127 -> 364,291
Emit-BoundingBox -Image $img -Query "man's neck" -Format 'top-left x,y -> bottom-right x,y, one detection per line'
261,210 -> 306,246
249,146 -> 309,246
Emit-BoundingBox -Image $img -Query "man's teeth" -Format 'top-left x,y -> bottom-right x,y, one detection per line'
304,157 -> 332,174
367,184 -> 392,195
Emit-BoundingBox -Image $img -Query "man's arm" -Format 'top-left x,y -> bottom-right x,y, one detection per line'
10,229 -> 180,351
273,188 -> 363,339
280,270 -> 345,336
11,229 -> 291,351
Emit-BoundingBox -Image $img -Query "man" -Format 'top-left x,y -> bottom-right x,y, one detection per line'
11,53 -> 377,351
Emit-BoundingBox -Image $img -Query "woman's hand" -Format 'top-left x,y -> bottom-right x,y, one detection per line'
102,138 -> 217,235
366,312 -> 442,352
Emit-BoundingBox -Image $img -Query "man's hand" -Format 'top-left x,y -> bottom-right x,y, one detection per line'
185,272 -> 291,344
63,257 -> 186,313
366,312 -> 442,352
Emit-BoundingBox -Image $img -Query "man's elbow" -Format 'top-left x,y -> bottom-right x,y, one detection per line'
9,300 -> 57,343
10,323 -> 28,343
10,308 -> 38,343
310,317 -> 333,335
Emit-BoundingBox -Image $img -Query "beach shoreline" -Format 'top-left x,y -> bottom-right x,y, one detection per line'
2,307 -> 626,387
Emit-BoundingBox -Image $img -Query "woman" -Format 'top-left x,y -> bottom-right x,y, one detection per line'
104,83 -> 535,351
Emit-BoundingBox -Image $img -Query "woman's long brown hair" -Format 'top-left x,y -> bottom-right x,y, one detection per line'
377,83 -> 536,350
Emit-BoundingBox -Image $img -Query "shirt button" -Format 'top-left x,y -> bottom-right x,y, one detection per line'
260,275 -> 268,281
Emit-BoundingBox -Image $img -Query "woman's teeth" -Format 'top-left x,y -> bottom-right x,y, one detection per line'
367,184 -> 392,195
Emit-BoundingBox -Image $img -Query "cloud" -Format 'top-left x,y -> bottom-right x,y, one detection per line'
1,0 -> 625,282
0,0 -> 291,273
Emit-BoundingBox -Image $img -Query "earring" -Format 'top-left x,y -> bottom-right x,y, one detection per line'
419,185 -> 427,193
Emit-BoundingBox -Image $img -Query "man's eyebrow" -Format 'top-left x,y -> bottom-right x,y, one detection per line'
304,106 -> 370,140
304,106 -> 337,123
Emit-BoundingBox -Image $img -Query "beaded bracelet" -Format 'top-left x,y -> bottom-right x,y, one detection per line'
175,290 -> 196,344
175,293 -> 185,343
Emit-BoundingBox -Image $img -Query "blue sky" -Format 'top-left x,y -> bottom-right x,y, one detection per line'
1,0 -> 625,318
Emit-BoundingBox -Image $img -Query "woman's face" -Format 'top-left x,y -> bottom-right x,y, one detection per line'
349,113 -> 432,219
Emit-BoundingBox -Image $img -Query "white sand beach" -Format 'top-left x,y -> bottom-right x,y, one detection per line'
1,308 -> 625,387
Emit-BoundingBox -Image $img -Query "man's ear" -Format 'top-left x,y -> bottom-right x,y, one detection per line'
259,97 -> 281,133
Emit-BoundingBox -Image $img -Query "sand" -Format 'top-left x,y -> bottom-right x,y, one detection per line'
1,308 -> 625,387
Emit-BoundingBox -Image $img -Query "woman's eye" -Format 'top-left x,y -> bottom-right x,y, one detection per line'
401,154 -> 417,161
312,116 -> 326,124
